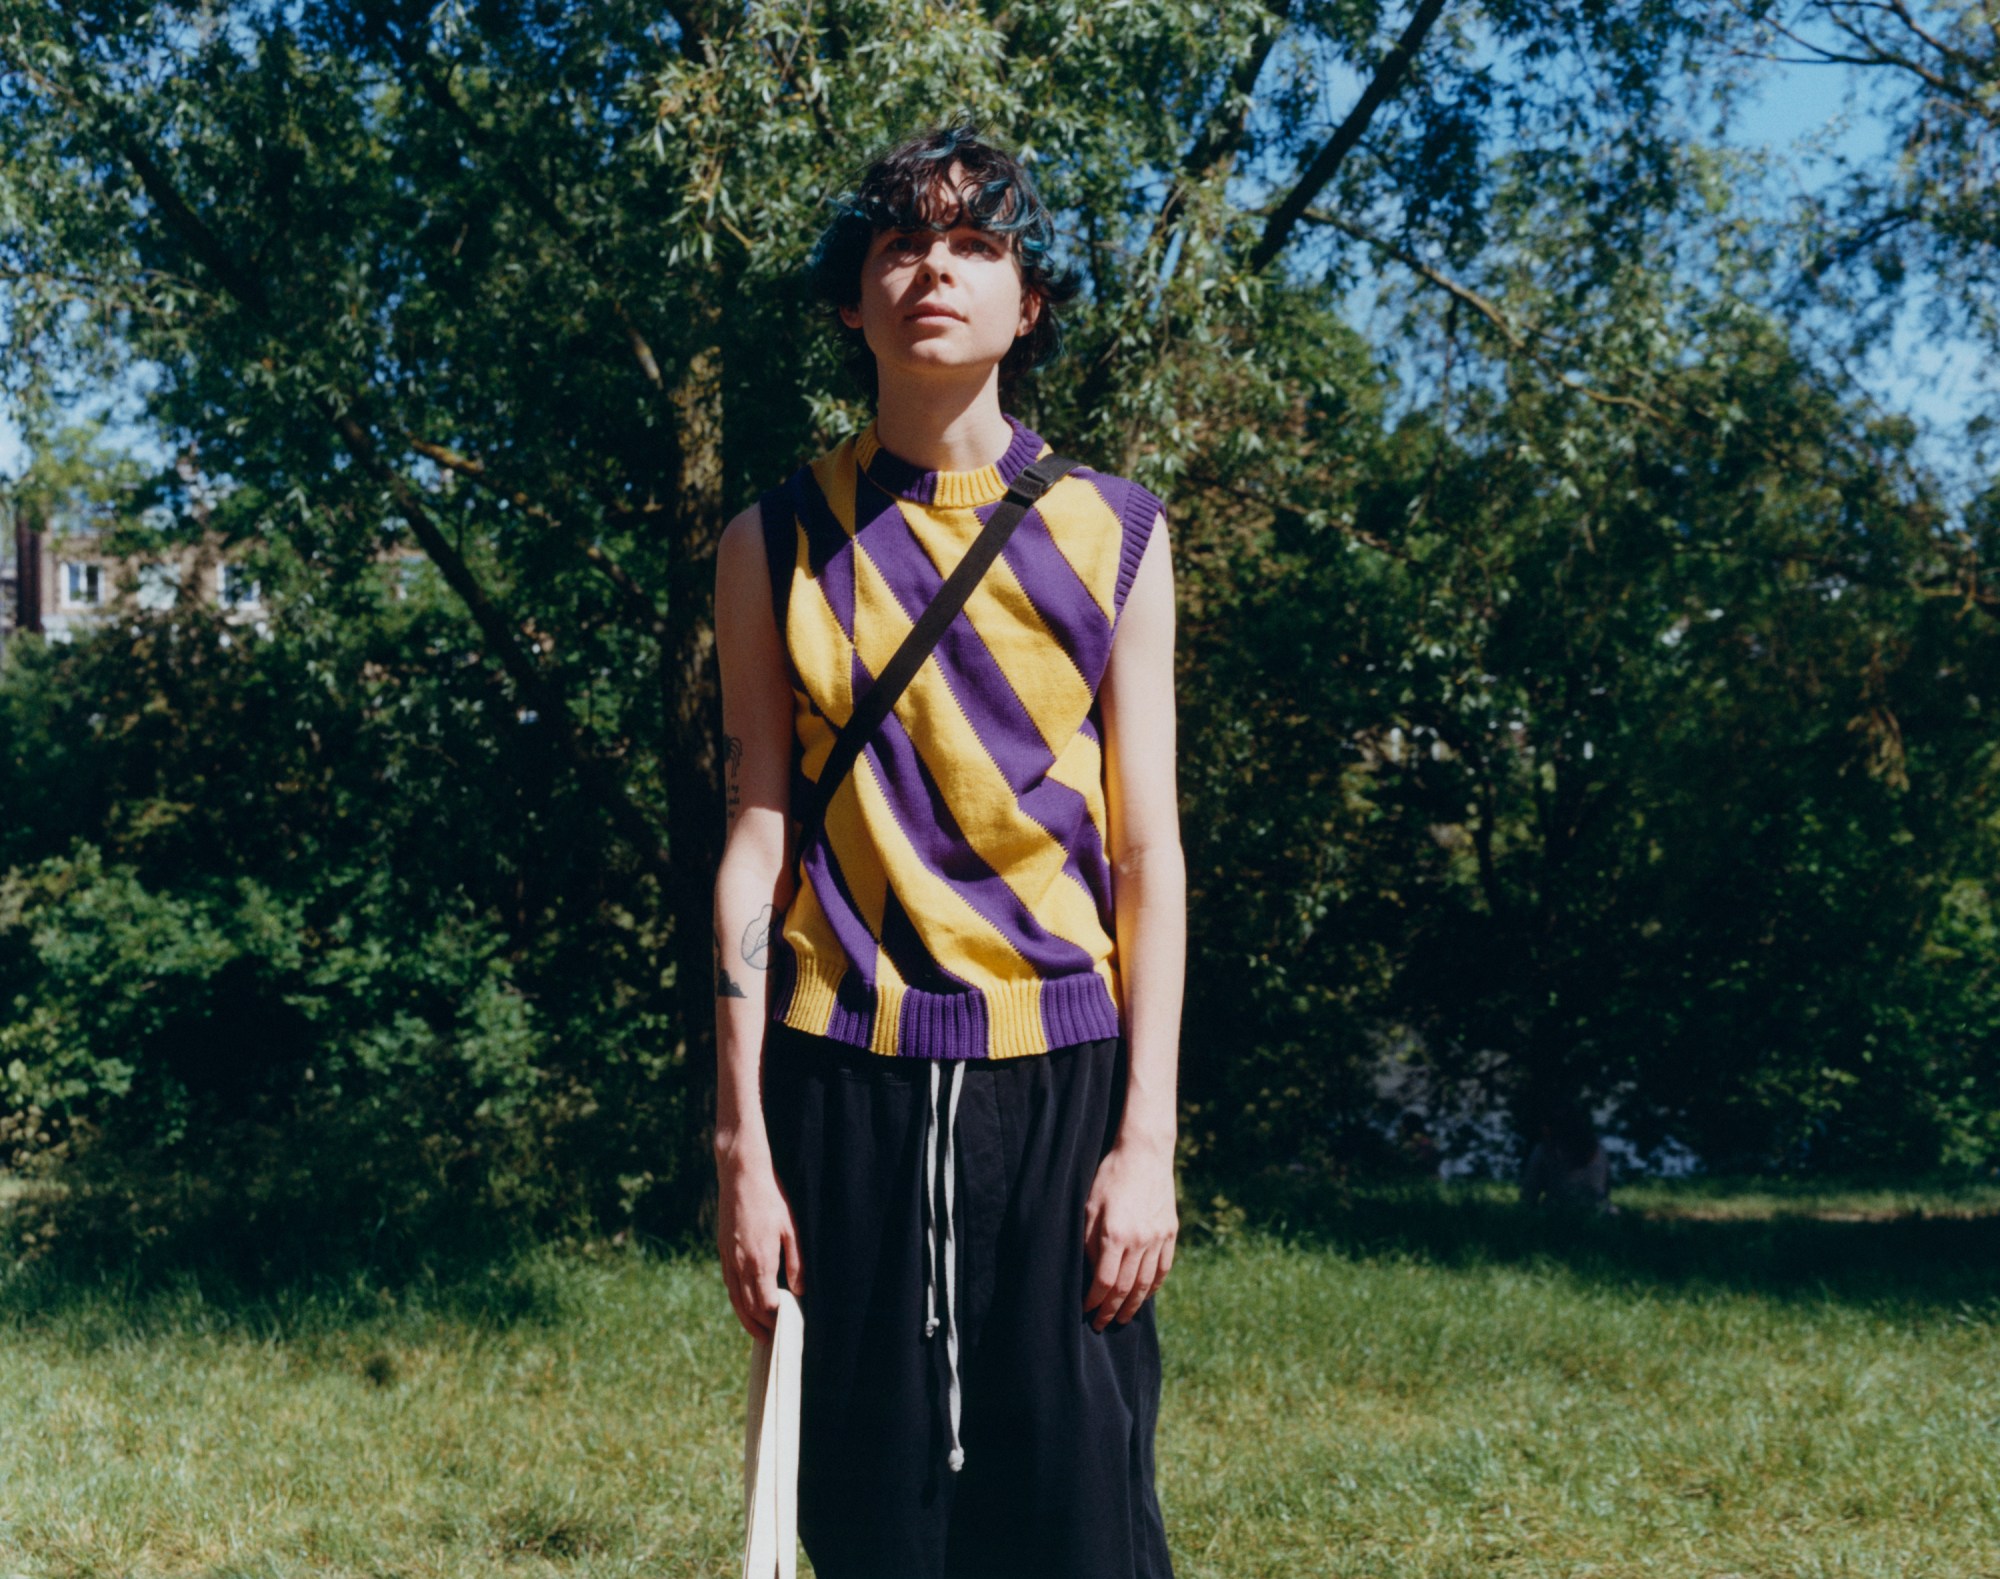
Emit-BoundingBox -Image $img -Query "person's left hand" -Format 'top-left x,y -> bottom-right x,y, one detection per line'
1082,1139 -> 1178,1332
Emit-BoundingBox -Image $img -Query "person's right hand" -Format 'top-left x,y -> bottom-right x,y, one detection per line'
717,1147 -> 804,1342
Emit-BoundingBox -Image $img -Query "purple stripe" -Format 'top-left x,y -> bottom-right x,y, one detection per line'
996,502 -> 1113,690
1108,473 -> 1164,618
1040,972 -> 1121,1054
894,986 -> 993,1060
1071,710 -> 1115,926
855,491 -> 1118,935
851,646 -> 978,998
799,824 -> 882,992
880,884 -> 975,995
792,469 -> 857,641
854,484 -> 1065,791
827,972 -> 874,1046
862,702 -> 1098,978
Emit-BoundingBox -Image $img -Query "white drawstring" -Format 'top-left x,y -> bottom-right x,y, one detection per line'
922,1060 -> 968,1473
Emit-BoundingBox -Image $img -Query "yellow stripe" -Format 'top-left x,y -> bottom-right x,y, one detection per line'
869,949 -> 906,1056
1035,476 -> 1123,626
849,749 -> 1029,983
1046,729 -> 1110,848
958,546 -> 1091,758
809,442 -> 862,545
985,976 -> 1046,1059
787,537 -> 853,759
780,876 -> 841,1037
822,767 -> 887,938
850,533 -> 1112,973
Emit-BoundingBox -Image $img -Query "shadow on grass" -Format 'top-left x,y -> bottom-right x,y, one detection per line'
1203,1171 -> 2000,1314
0,1203 -> 606,1342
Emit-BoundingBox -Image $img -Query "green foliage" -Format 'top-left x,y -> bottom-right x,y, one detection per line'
0,0 -> 1997,1259
0,586 -> 693,1272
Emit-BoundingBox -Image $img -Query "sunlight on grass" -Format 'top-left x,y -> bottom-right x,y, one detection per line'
1,1184 -> 1995,1577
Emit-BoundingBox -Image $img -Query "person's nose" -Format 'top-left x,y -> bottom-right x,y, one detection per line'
915,236 -> 955,284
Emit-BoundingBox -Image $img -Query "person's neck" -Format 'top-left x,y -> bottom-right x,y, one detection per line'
871,374 -> 1013,474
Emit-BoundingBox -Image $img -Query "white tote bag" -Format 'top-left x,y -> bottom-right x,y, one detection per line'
741,1288 -> 803,1579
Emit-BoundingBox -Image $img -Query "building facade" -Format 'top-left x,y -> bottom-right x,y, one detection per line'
2,504 -> 263,659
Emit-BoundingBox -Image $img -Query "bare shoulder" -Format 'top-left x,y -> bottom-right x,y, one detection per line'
717,501 -> 768,577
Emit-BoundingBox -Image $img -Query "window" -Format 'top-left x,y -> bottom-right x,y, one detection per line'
62,562 -> 102,607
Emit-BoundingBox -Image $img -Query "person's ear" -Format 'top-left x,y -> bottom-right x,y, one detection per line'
1016,288 -> 1041,339
838,302 -> 864,331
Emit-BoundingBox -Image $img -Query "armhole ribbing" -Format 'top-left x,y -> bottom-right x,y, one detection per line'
1112,480 -> 1165,624
757,478 -> 815,701
757,481 -> 795,633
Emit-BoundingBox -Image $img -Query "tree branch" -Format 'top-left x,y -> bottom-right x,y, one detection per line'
1157,0 -> 1293,238
335,410 -> 673,875
33,24 -> 673,878
357,3 -> 670,389
1297,208 -> 1671,421
1249,0 -> 1452,274
404,433 -> 671,638
1181,468 -> 1407,559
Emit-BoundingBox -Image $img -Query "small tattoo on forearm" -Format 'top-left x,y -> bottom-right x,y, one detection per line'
715,933 -> 748,1000
723,733 -> 743,829
742,903 -> 776,970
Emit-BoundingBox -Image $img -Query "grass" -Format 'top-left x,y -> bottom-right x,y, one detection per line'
0,1179 -> 1996,1577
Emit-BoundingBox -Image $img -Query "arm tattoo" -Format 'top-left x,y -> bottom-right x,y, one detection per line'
714,932 -> 749,1000
742,903 -> 776,970
722,733 -> 744,831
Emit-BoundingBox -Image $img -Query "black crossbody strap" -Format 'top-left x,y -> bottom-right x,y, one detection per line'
791,452 -> 1078,874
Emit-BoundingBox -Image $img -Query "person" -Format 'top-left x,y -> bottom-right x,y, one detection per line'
710,122 -> 1182,1579
1519,1100 -> 1613,1215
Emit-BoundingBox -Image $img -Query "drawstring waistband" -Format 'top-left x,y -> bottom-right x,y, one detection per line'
922,1060 -> 967,1473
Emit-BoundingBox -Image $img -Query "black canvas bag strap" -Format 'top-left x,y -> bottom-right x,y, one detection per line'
790,452 -> 1078,874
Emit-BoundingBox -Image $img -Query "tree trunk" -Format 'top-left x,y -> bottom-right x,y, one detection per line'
664,315 -> 728,1229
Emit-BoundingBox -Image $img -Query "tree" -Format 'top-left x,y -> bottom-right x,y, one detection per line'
3,0 -> 1991,1237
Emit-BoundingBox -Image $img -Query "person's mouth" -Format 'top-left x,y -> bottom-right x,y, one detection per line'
907,302 -> 964,323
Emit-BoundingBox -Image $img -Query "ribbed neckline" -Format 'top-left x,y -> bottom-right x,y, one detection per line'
855,414 -> 1046,508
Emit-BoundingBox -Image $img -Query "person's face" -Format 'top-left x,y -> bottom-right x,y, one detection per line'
839,179 -> 1041,390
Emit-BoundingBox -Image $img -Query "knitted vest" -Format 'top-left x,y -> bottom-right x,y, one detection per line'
759,414 -> 1163,1060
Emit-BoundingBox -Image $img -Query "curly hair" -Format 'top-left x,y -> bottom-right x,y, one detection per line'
806,122 -> 1080,404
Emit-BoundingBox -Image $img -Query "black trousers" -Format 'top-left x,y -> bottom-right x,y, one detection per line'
764,1021 -> 1175,1579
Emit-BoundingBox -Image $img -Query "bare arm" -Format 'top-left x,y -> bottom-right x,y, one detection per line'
1083,512 -> 1186,1331
713,502 -> 802,1340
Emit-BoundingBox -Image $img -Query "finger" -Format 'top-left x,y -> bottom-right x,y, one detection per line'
725,1268 -> 764,1343
1080,1193 -> 1104,1264
1082,1239 -> 1125,1318
753,1255 -> 784,1328
781,1219 -> 805,1298
1089,1244 -> 1136,1330
734,1280 -> 774,1342
731,1256 -> 776,1342
1114,1243 -> 1163,1325
1103,1242 -> 1148,1328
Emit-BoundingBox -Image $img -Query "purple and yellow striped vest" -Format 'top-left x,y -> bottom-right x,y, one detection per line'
759,414 -> 1163,1061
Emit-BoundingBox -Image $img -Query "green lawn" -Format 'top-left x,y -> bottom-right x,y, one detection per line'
2,1181 -> 1996,1577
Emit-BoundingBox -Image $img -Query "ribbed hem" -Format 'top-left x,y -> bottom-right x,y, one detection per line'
775,953 -> 1120,1061
855,414 -> 1046,508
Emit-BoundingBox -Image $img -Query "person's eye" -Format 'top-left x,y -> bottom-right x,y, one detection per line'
961,236 -> 998,256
